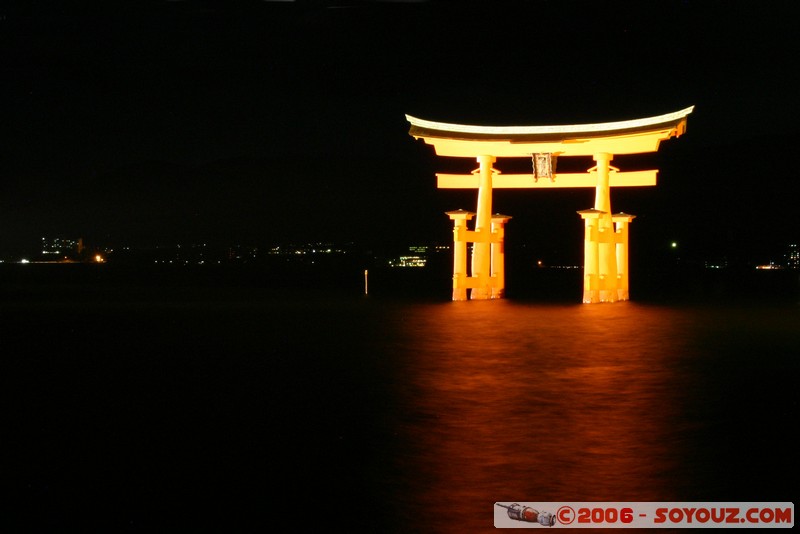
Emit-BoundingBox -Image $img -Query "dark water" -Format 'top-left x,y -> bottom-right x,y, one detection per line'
3,265 -> 798,532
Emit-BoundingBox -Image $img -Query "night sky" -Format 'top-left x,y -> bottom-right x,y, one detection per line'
2,0 -> 798,262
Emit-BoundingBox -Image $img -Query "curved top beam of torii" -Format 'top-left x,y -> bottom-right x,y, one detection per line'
406,106 -> 694,157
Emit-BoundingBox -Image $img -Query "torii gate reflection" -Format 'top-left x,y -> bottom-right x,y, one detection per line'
406,106 -> 694,303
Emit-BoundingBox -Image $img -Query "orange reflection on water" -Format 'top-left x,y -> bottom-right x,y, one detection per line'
386,301 -> 696,532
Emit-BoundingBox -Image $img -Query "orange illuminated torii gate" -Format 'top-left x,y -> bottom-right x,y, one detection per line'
406,106 -> 694,302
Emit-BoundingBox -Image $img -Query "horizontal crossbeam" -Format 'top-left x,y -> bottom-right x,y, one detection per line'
407,107 -> 693,158
437,170 -> 657,189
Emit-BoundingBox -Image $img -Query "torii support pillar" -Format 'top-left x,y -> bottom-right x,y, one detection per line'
578,208 -> 605,303
613,212 -> 636,301
446,209 -> 475,301
491,214 -> 512,299
471,155 -> 496,300
446,209 -> 511,301
593,153 -> 619,303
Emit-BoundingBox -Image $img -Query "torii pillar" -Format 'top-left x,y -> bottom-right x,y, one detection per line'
406,106 -> 693,302
446,209 -> 475,301
579,156 -> 639,303
445,207 -> 511,300
578,208 -> 604,303
613,212 -> 636,301
491,213 -> 512,298
471,155 -> 495,299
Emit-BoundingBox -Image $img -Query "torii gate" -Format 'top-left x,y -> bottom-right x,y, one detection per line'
406,106 -> 694,302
